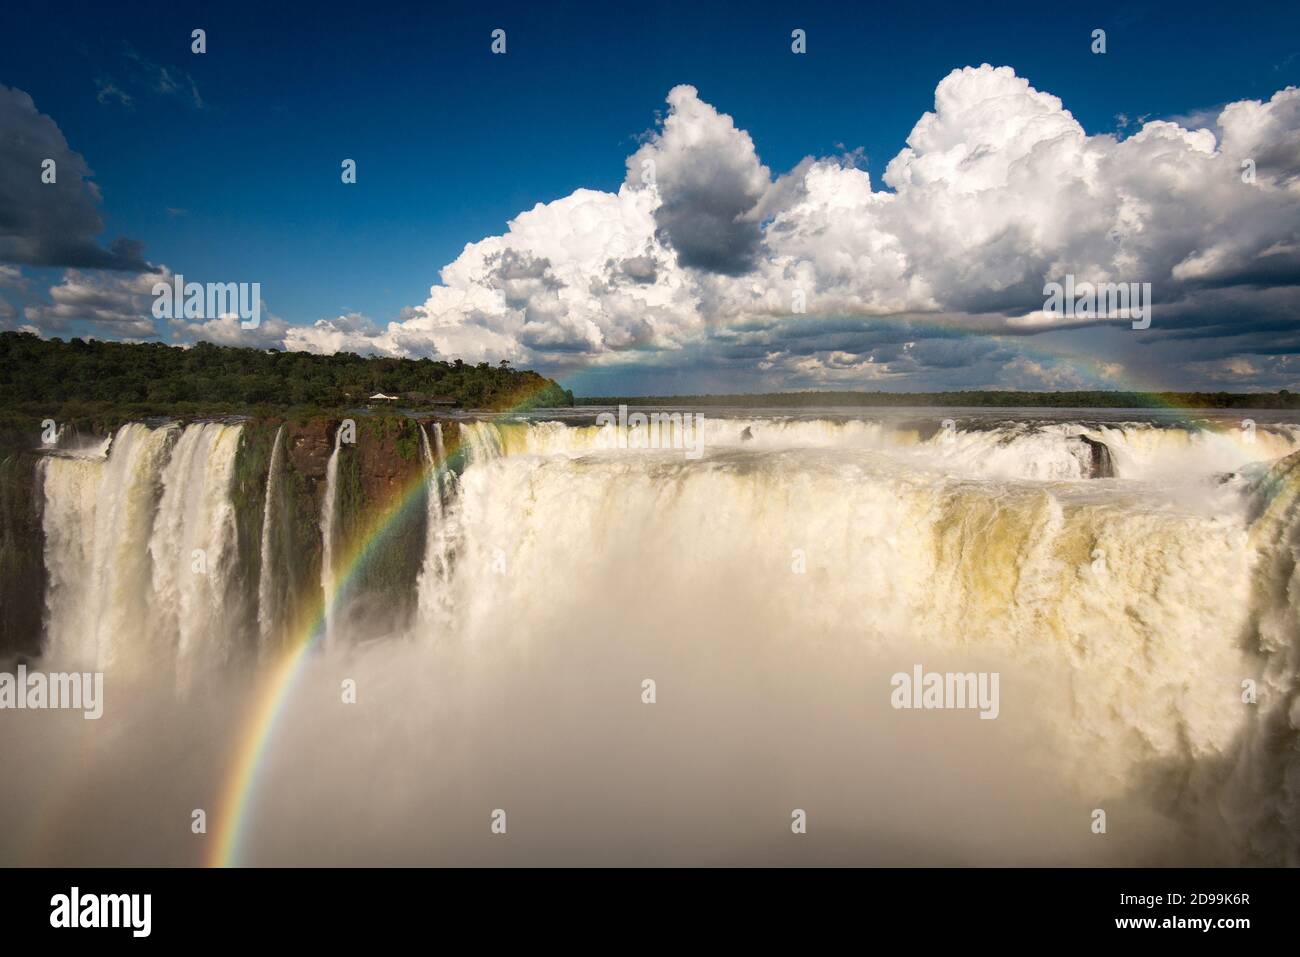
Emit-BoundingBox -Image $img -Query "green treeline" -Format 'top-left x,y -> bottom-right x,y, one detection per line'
0,332 -> 573,416
576,389 -> 1300,409
4,332 -> 1294,417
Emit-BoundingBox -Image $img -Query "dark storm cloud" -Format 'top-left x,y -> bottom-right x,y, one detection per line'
627,85 -> 770,277
0,85 -> 149,272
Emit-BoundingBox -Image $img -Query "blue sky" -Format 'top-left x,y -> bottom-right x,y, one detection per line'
2,0 -> 1300,393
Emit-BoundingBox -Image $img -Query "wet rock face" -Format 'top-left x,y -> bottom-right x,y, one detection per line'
0,414 -> 447,660
286,419 -> 334,498
353,418 -> 424,500
0,452 -> 45,661
282,417 -> 436,503
1078,435 -> 1115,479
328,418 -> 429,635
0,418 -> 122,661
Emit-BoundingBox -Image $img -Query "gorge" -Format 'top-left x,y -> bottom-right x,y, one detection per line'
1,410 -> 1299,866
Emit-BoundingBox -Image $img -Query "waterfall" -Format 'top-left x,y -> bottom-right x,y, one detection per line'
418,423 -> 443,522
40,424 -> 175,669
415,424 -> 438,628
416,423 -> 457,633
40,422 -> 243,678
432,423 -> 447,479
1223,450 -> 1300,863
459,421 -> 504,464
433,421 -> 457,498
22,412 -> 1300,863
443,438 -> 1253,787
147,423 -> 244,683
257,425 -> 286,647
320,426 -> 344,644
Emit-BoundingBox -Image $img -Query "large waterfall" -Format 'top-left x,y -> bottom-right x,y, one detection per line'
150,423 -> 244,684
40,423 -> 244,679
40,423 -> 176,670
8,411 -> 1300,865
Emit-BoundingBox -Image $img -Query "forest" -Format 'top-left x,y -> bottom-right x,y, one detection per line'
0,332 -> 574,416
3,332 -> 1295,418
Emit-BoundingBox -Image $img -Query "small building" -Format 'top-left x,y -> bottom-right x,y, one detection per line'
369,392 -> 399,402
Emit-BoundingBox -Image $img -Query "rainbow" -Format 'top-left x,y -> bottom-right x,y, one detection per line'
209,443 -> 442,866
205,344 -> 1270,866
209,386 -> 558,867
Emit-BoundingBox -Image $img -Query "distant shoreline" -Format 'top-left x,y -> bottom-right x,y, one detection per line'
575,390 -> 1300,410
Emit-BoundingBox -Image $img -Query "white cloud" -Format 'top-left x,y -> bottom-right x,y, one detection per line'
625,84 -> 771,275
168,310 -> 293,349
322,67 -> 1299,386
19,67 -> 1300,391
24,268 -> 170,337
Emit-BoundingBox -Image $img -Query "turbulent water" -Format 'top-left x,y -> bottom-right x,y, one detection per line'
5,409 -> 1300,865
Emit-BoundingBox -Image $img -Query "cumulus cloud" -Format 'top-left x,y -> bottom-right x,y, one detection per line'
17,67 -> 1299,390
626,84 -> 771,275
19,265 -> 295,347
167,310 -> 294,349
280,312 -> 388,355
0,85 -> 150,271
1219,87 -> 1300,195
24,268 -> 169,337
280,67 -> 1297,390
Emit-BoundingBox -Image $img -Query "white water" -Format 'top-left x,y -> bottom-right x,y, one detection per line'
13,412 -> 1300,865
257,425 -> 286,648
147,423 -> 243,684
433,422 -> 454,499
412,415 -> 1300,863
466,416 -> 1300,482
41,424 -> 176,670
320,427 -> 344,646
40,422 -> 243,681
460,420 -> 506,463
415,424 -> 441,628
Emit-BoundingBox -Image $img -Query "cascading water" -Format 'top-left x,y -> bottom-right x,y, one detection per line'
415,422 -> 462,636
257,425 -> 286,648
319,426 -> 344,645
459,420 -> 505,463
147,423 -> 244,684
12,411 -> 1300,865
432,422 -> 454,498
40,422 -> 244,679
40,423 -> 175,670
416,413 -> 1300,862
416,425 -> 440,625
